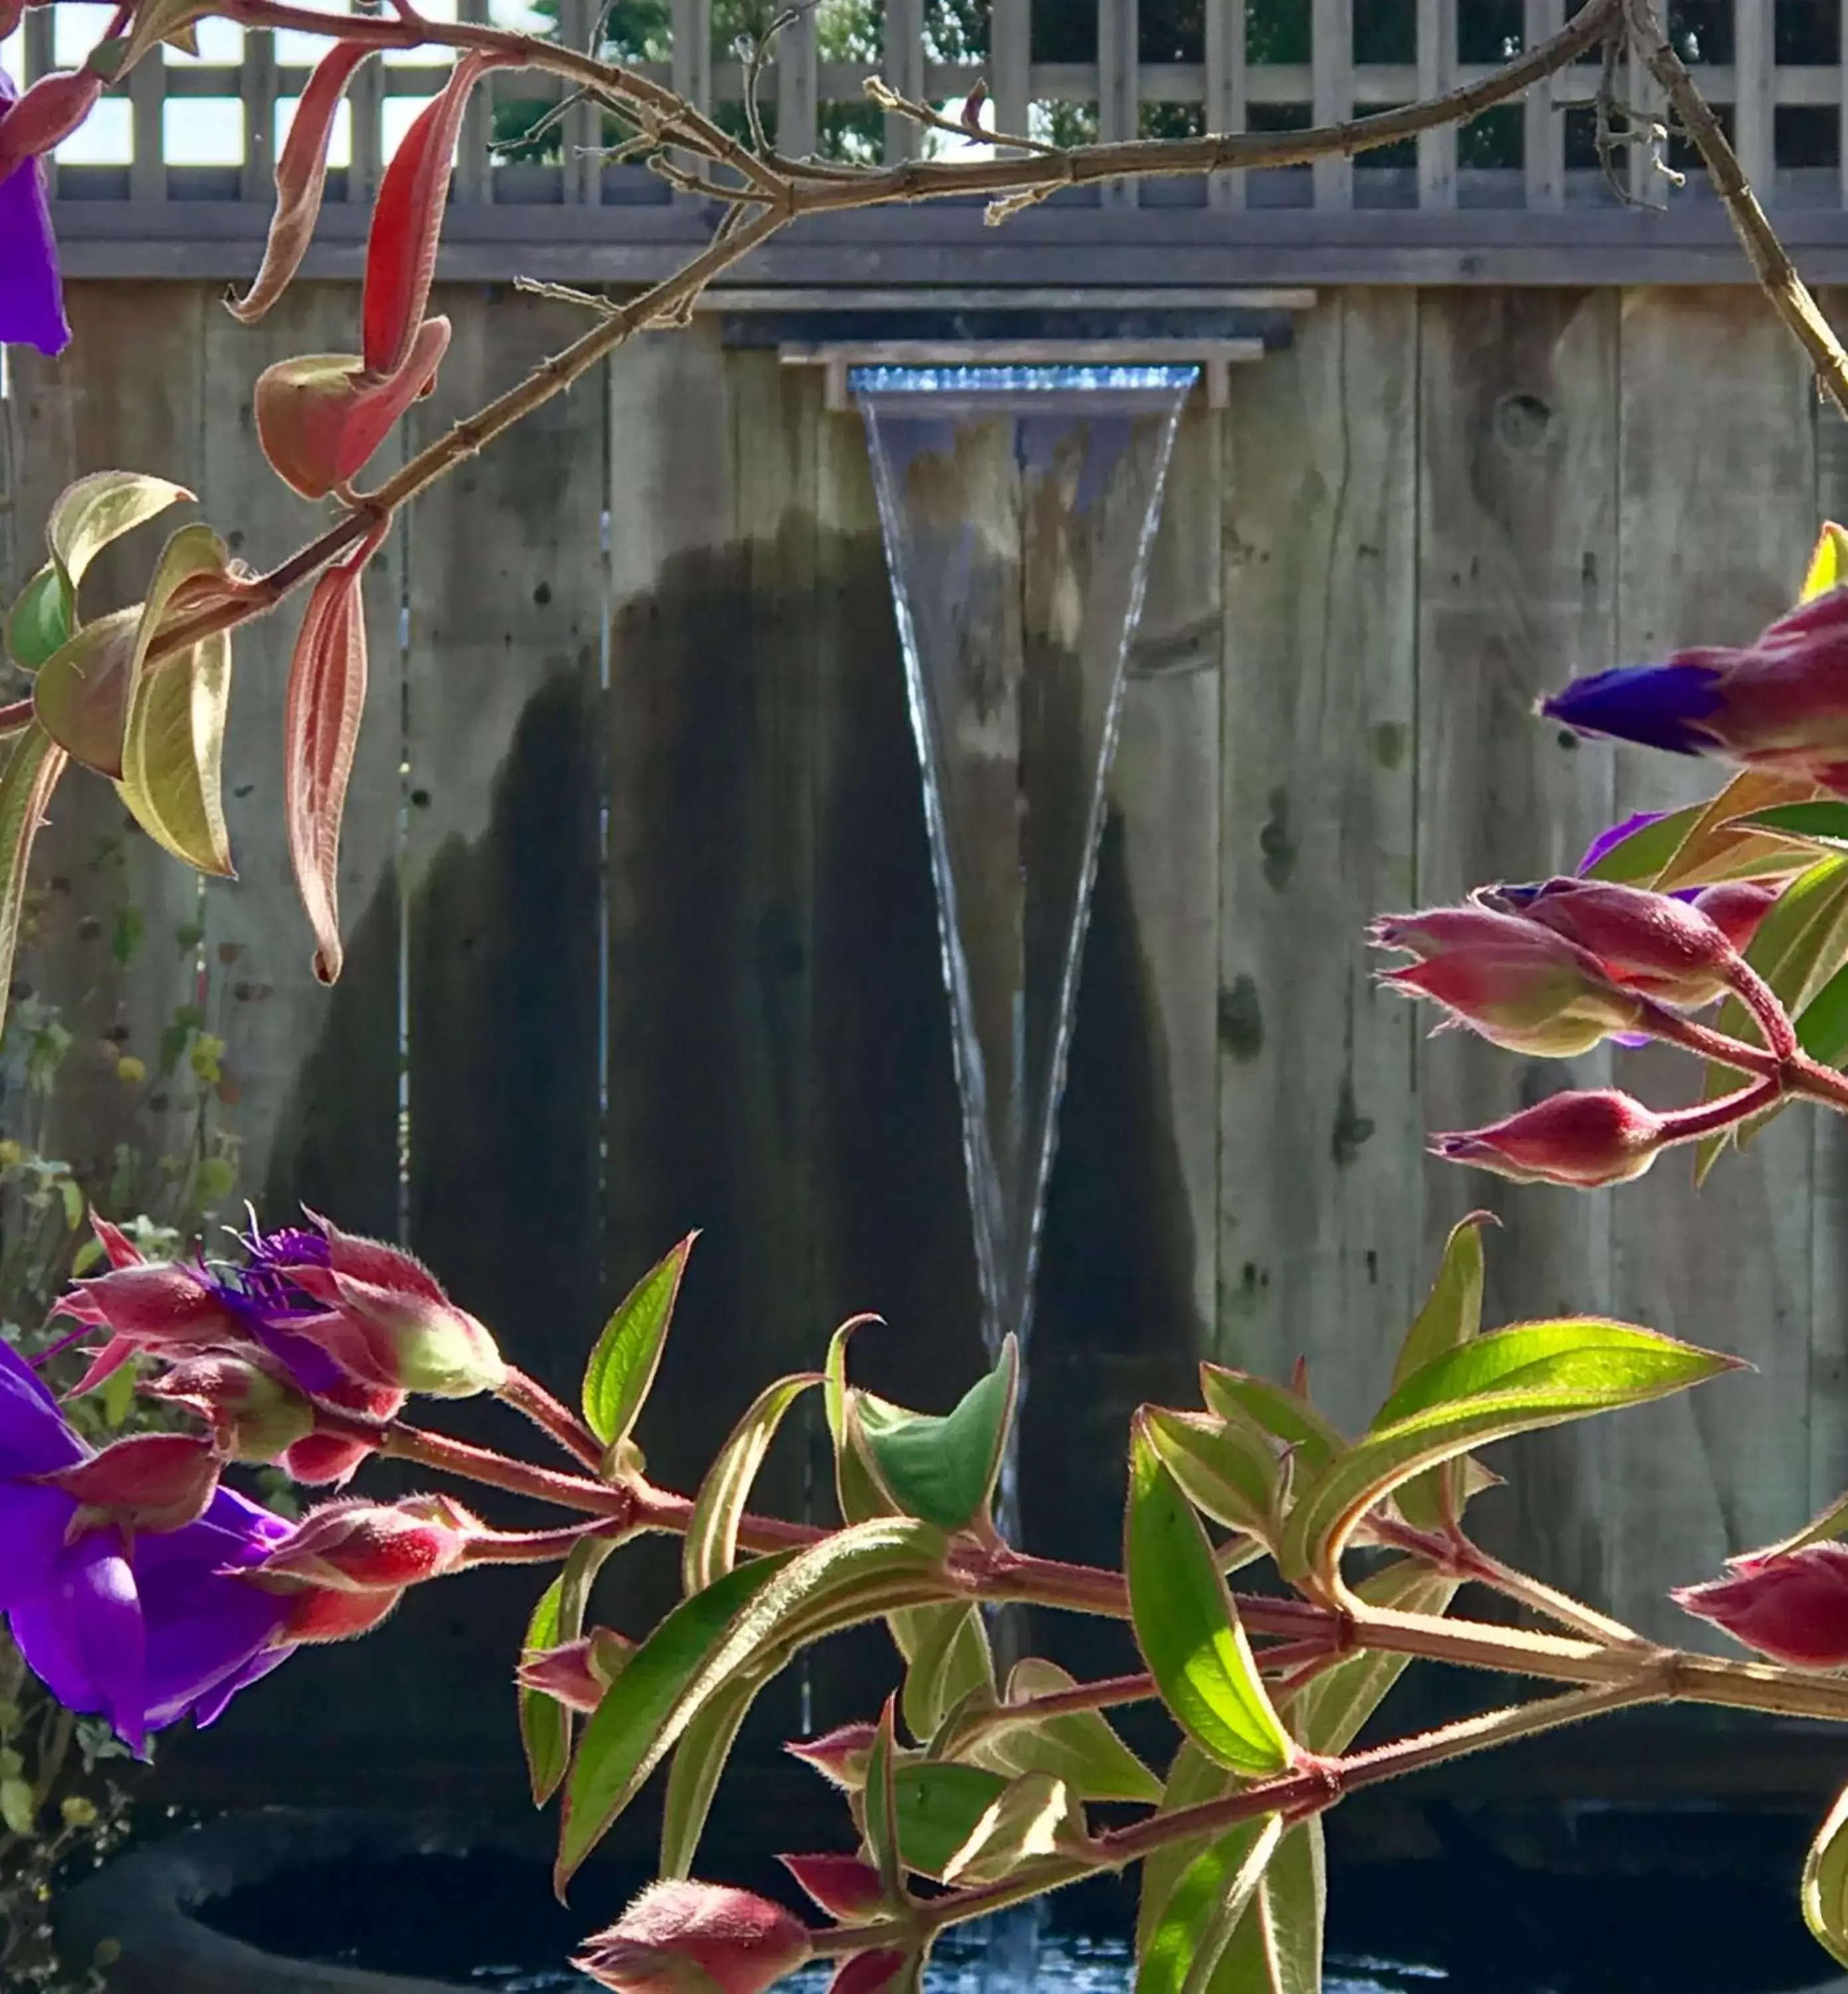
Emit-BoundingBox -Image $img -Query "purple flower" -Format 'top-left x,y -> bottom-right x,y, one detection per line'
209,1221 -> 350,1397
0,1338 -> 293,1753
0,68 -> 70,357
1542,588 -> 1848,794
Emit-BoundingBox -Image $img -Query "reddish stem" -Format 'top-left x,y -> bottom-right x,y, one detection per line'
1724,956 -> 1800,1059
461,1519 -> 624,1565
1655,1077 -> 1782,1148
497,1368 -> 605,1472
374,1420 -> 637,1520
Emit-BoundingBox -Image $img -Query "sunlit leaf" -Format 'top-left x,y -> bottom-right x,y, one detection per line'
0,726 -> 67,1045
45,470 -> 193,599
1206,1819 -> 1324,1994
519,1534 -> 614,1807
1801,521 -> 1848,604
1732,802 -> 1848,856
1385,1212 -> 1490,1535
5,565 -> 71,672
660,1674 -> 760,1879
683,1372 -> 820,1594
1135,1813 -> 1284,1994
1126,1418 -> 1294,1778
1141,1406 -> 1277,1542
1804,1783 -> 1848,1970
899,1603 -> 994,1743
941,1771 -> 1086,1887
853,1335 -> 1017,1532
891,1760 -> 1007,1880
865,1696 -> 903,1898
1287,1559 -> 1458,1755
1136,1741 -> 1231,1961
1198,1367 -> 1343,1483
1651,770 -> 1820,893
940,1656 -> 1162,1805
582,1234 -> 695,1450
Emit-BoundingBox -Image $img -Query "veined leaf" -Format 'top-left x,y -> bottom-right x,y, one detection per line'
1141,1406 -> 1278,1541
1135,1814 -> 1285,1994
1733,802 -> 1848,857
558,1519 -> 951,1888
1650,769 -> 1820,893
518,1533 -> 614,1807
1288,1559 -> 1459,1755
659,1675 -> 760,1878
1199,1367 -> 1342,1484
1207,1819 -> 1325,1994
683,1372 -> 820,1594
1137,1741 -> 1232,1960
34,607 -> 142,776
582,1234 -> 695,1449
941,1771 -> 1086,1887
866,1696 -> 903,1897
892,1760 -> 1008,1880
853,1335 -> 1018,1532
6,566 -> 72,672
46,470 -> 193,600
1386,1213 -> 1491,1535
1804,1783 -> 1848,1970
1126,1418 -> 1294,1779
936,1656 -> 1160,1805
0,726 -> 66,1046
900,1603 -> 994,1743
1280,1321 -> 1740,1590
1583,804 -> 1703,884
825,1313 -> 894,1524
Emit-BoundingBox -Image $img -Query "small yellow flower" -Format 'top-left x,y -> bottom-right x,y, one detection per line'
60,1795 -> 97,1830
115,1055 -> 146,1086
0,1141 -> 23,1170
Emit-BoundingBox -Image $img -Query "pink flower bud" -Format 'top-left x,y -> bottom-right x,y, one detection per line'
830,1952 -> 910,1994
144,1353 -> 316,1464
1431,1089 -> 1666,1188
279,1377 -> 403,1487
1671,1543 -> 1848,1668
276,1212 -> 506,1398
277,1581 -> 406,1646
36,1432 -> 221,1538
575,1883 -> 812,1994
784,1723 -> 877,1791
252,1494 -> 478,1593
1485,877 -> 1738,1004
778,1854 -> 886,1924
58,1262 -> 247,1397
0,70 -> 102,170
517,1628 -> 634,1713
1370,906 -> 1641,1057
1692,879 -> 1781,954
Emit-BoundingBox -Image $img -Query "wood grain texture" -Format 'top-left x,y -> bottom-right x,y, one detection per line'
1216,291 -> 1420,1438
1414,288 -> 1619,1608
1606,289 -> 1818,1636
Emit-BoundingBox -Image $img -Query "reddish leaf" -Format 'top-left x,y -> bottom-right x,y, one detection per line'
362,53 -> 495,377
829,1951 -> 910,1994
228,43 -> 373,326
254,315 -> 450,500
285,526 -> 384,984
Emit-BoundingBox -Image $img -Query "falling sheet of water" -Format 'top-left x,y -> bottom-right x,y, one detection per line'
853,362 -> 1196,1541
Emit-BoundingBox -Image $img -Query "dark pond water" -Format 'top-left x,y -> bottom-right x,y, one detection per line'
201,1828 -> 1848,1994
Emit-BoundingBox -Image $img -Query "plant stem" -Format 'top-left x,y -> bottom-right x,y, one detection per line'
378,1422 -> 638,1521
497,1367 -> 605,1472
1656,1079 -> 1783,1149
461,1519 -> 624,1565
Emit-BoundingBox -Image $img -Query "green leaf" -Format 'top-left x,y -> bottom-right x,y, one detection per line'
1280,1321 -> 1740,1589
1583,804 -> 1705,883
1798,958 -> 1848,1069
519,1577 -> 570,1807
1385,1212 -> 1491,1535
866,1696 -> 903,1897
853,1335 -> 1018,1532
1288,1559 -> 1459,1755
1135,1813 -> 1285,1994
824,1313 -> 892,1523
1803,521 -> 1848,602
1733,802 -> 1848,855
1198,1368 -> 1342,1483
1126,1418 -> 1294,1779
5,565 -> 72,672
1136,1741 -> 1232,1960
941,1771 -> 1086,1887
683,1371 -> 819,1594
892,1760 -> 1008,1880
558,1519 -> 950,1888
1805,1783 -> 1848,1970
0,1777 -> 35,1836
0,726 -> 66,1046
519,1535 -> 614,1807
900,1603 -> 994,1743
660,1675 -> 759,1878
1206,1820 -> 1325,1994
45,471 -> 193,596
114,524 -> 239,875
582,1234 -> 695,1449
942,1656 -> 1162,1804
100,1355 -> 139,1429
34,608 -> 142,778
1141,1406 -> 1277,1542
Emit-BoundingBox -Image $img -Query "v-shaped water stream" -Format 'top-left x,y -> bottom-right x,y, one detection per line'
855,364 -> 1197,1541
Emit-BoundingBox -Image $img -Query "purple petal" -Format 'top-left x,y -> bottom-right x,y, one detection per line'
0,1484 -> 78,1609
1577,811 -> 1670,876
1542,661 -> 1727,758
0,1337 -> 86,1474
189,1642 -> 294,1728
0,72 -> 70,358
67,1533 -> 147,1755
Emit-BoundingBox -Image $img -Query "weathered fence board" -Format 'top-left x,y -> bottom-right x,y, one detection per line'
1413,288 -> 1620,1609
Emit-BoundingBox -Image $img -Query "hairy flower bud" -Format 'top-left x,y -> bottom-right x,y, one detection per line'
783,1723 -> 877,1791
517,1628 -> 634,1713
575,1883 -> 812,1994
1431,1089 -> 1666,1188
1481,877 -> 1738,1005
275,1582 -> 406,1646
252,1494 -> 478,1593
1691,879 -> 1782,955
58,1262 -> 247,1396
1371,905 -> 1641,1056
35,1431 -> 221,1539
828,1953 -> 910,1994
273,1214 -> 506,1398
1671,1543 -> 1848,1668
145,1353 -> 316,1464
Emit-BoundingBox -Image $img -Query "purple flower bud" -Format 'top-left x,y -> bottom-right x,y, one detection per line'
250,1494 -> 478,1593
1431,1089 -> 1667,1188
784,1722 -> 877,1791
1672,1543 -> 1848,1668
34,1431 -> 221,1540
517,1628 -> 634,1712
779,1854 -> 887,1922
1479,877 -> 1738,1006
576,1883 -> 812,1994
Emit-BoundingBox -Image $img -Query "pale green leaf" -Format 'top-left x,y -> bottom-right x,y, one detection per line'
1198,1367 -> 1342,1482
1805,1782 -> 1848,1970
33,608 -> 142,777
892,1760 -> 1008,1880
1137,1741 -> 1231,1961
1126,1419 -> 1294,1779
1135,1814 -> 1284,1994
660,1675 -> 759,1878
5,565 -> 72,672
941,1771 -> 1085,1886
853,1335 -> 1018,1532
683,1371 -> 819,1594
582,1234 -> 694,1448
866,1696 -> 903,1897
0,727 -> 66,1046
45,471 -> 192,597
899,1603 -> 994,1743
1207,1820 -> 1325,1994
946,1656 -> 1162,1805
1288,1559 -> 1459,1755
1387,1212 -> 1490,1534
519,1535 -> 614,1807
1803,521 -> 1848,602
1141,1406 -> 1276,1541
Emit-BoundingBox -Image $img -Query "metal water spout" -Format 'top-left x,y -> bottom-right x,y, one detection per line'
853,362 -> 1197,1546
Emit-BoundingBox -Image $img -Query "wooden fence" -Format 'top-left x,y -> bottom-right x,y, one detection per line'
34,0 -> 1848,286
5,277 -> 1848,1810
